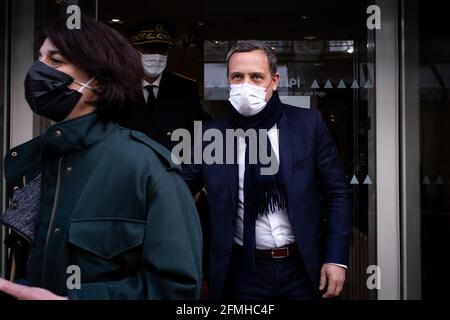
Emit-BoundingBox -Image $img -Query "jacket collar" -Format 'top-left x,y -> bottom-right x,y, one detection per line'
42,112 -> 116,156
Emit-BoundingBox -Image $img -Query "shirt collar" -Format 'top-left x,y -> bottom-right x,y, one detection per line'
142,72 -> 163,88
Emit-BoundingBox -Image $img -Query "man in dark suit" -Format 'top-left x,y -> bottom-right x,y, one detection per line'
182,40 -> 352,300
122,20 -> 205,150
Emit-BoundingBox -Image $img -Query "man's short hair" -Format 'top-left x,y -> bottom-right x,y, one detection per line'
226,40 -> 278,75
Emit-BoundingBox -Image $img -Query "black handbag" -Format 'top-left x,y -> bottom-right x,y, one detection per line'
1,174 -> 41,282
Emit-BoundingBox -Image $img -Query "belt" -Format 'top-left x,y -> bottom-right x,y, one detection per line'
255,243 -> 298,259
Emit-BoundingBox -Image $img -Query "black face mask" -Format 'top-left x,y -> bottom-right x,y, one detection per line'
25,61 -> 84,122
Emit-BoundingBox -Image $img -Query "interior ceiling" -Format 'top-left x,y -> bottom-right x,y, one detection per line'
97,0 -> 368,41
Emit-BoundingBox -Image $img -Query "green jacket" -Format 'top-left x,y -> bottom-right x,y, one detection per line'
3,112 -> 202,300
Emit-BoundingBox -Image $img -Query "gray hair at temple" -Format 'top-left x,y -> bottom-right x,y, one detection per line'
226,40 -> 278,76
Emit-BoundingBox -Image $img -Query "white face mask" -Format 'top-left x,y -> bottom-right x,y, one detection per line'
141,54 -> 167,78
228,82 -> 270,116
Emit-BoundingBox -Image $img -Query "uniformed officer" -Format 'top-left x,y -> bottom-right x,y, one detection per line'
122,21 -> 212,299
122,19 -> 207,151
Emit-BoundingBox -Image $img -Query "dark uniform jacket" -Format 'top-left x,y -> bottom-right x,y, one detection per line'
2,112 -> 203,300
122,71 -> 204,151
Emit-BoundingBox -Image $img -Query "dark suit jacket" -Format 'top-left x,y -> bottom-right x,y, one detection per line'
122,71 -> 205,151
182,102 -> 352,299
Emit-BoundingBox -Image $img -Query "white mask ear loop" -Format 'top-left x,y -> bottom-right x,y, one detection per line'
75,77 -> 96,93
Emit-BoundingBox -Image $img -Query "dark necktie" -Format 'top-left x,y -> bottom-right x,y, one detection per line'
146,85 -> 156,107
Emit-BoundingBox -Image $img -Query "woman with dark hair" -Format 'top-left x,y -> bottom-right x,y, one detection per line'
0,17 -> 202,300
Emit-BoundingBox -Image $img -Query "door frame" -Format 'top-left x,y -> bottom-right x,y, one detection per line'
374,0 -> 402,300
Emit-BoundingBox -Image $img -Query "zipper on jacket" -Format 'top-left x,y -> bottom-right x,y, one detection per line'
42,157 -> 63,285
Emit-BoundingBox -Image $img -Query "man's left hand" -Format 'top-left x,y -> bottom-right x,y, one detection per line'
319,263 -> 346,298
0,278 -> 67,300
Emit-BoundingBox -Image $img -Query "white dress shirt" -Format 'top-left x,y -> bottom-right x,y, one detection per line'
234,124 -> 295,250
142,73 -> 163,102
233,124 -> 347,269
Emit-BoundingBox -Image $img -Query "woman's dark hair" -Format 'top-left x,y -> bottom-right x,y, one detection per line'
41,16 -> 144,122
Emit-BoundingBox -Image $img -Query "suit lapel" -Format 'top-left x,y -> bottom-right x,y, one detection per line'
278,108 -> 293,209
155,72 -> 167,102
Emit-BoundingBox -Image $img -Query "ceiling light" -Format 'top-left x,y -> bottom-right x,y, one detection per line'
109,18 -> 123,24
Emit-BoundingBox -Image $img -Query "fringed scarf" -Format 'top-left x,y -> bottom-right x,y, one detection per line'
229,91 -> 287,220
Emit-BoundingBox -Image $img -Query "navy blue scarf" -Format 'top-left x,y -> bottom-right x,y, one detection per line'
229,91 -> 287,220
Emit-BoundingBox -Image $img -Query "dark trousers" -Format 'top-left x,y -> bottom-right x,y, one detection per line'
225,245 -> 320,300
